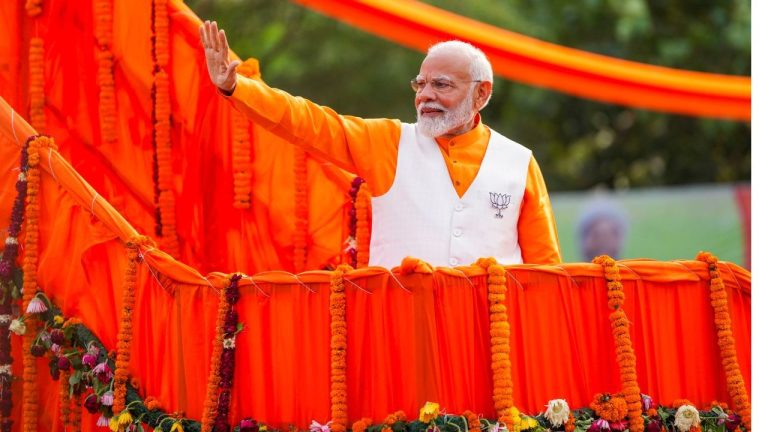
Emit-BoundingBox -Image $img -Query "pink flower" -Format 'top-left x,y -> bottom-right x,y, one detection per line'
25,296 -> 47,314
641,394 -> 653,411
609,420 -> 628,431
101,390 -> 114,406
589,419 -> 610,432
96,414 -> 110,427
82,353 -> 98,369
93,361 -> 113,383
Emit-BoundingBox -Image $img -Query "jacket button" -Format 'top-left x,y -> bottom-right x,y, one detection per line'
449,257 -> 459,266
454,204 -> 464,211
453,228 -> 462,237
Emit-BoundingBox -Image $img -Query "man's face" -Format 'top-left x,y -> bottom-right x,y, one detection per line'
414,51 -> 480,138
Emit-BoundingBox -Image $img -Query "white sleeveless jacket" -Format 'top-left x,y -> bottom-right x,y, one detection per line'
369,123 -> 531,268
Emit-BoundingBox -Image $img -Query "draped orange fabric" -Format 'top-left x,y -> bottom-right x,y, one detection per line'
292,0 -> 750,121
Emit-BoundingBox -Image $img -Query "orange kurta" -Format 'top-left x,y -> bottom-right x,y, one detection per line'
226,75 -> 561,264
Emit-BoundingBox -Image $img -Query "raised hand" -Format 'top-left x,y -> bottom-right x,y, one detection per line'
199,20 -> 240,93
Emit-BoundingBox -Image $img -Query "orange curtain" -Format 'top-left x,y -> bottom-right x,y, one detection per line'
292,0 -> 750,121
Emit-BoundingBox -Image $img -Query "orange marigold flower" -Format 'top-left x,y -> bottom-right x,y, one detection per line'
590,393 -> 628,422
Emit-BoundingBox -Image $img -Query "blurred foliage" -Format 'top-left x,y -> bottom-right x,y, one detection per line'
188,0 -> 750,192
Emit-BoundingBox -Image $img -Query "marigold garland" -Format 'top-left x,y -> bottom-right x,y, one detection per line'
231,59 -> 260,210
151,0 -> 179,256
95,0 -> 117,145
201,274 -> 235,432
474,258 -> 520,431
112,235 -> 154,414
351,417 -> 372,432
592,256 -> 643,432
293,148 -> 309,272
462,410 -> 481,432
696,252 -> 751,431
354,183 -> 370,268
330,265 -> 352,432
28,38 -> 46,133
20,136 -> 55,432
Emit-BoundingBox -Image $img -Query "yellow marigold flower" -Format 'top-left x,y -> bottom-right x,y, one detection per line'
419,401 -> 440,423
520,417 -> 538,430
260,426 -> 268,431
53,315 -> 64,325
109,417 -> 120,432
170,421 -> 184,432
118,410 -> 133,426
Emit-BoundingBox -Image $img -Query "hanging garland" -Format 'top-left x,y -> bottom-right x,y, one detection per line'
474,257 -> 521,432
345,177 -> 364,267
212,274 -> 243,431
353,182 -> 370,268
592,255 -> 643,432
231,59 -> 260,210
151,0 -> 179,256
113,235 -> 155,415
293,148 -> 309,272
330,265 -> 351,432
696,252 -> 751,431
28,38 -> 46,133
0,140 -> 29,432
95,0 -> 117,145
21,135 -> 56,432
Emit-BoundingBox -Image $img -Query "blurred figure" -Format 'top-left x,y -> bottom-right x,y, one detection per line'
578,197 -> 628,261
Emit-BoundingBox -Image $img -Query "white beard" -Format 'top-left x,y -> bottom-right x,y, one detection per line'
416,94 -> 475,138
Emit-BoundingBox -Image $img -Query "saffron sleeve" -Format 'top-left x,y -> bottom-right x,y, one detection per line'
224,75 -> 401,197
518,156 -> 562,264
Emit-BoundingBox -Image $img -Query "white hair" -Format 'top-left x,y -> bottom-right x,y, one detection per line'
427,40 -> 493,108
427,40 -> 493,83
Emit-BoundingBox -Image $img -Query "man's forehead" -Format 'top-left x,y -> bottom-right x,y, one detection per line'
419,51 -> 471,79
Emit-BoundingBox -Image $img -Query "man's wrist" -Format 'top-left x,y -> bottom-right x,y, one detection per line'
219,81 -> 236,97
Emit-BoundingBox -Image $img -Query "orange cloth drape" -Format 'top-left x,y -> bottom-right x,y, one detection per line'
292,0 -> 750,121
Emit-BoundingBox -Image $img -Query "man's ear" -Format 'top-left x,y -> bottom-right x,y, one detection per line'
475,81 -> 493,110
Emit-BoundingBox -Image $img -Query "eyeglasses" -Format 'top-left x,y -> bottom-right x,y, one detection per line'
410,78 -> 481,93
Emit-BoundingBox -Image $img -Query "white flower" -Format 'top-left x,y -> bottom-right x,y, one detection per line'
544,399 -> 570,427
9,318 -> 25,335
17,172 -> 26,182
223,336 -> 236,349
0,365 -> 11,375
4,237 -> 17,246
0,315 -> 11,325
343,236 -> 358,253
674,405 -> 701,432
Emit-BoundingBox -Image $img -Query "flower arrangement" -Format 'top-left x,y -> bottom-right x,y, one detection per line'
293,148 -> 309,272
592,256 -> 642,432
696,252 -> 751,431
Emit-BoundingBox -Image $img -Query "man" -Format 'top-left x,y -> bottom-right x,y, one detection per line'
578,197 -> 629,261
200,21 -> 561,268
